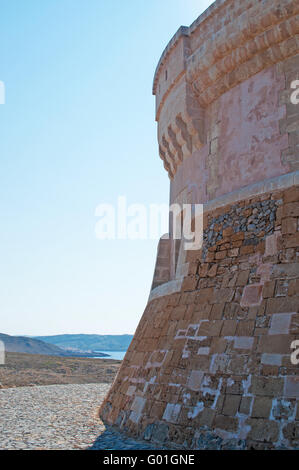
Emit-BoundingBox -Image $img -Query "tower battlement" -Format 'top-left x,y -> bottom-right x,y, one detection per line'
154,0 -> 299,183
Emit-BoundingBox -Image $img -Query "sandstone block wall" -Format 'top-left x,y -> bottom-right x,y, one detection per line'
100,185 -> 299,449
100,0 -> 299,449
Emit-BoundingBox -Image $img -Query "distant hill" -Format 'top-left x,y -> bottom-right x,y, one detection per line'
0,334 -> 108,357
34,334 -> 133,352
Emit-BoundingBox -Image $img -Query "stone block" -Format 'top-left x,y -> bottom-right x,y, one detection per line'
210,337 -> 227,354
222,394 -> 241,416
228,248 -> 239,257
239,396 -> 253,415
221,320 -> 237,336
236,321 -> 255,336
210,303 -> 225,320
272,398 -> 296,419
233,336 -> 254,350
187,370 -> 204,391
284,187 -> 299,204
162,403 -> 181,423
266,297 -> 299,314
261,353 -> 282,366
198,408 -> 216,427
284,376 -> 299,398
247,419 -> 279,442
240,245 -> 255,255
285,233 -> 299,248
265,232 -> 281,256
214,415 -> 239,433
215,250 -> 227,260
282,217 -> 297,234
283,202 -> 299,217
236,270 -> 250,287
258,335 -> 292,354
198,320 -> 223,336
269,312 -> 293,335
130,396 -> 146,423
250,376 -> 284,397
288,279 -> 299,296
262,281 -> 276,299
251,397 -> 272,418
240,284 -> 263,307
209,354 -> 229,374
212,288 -> 234,303
275,279 -> 289,297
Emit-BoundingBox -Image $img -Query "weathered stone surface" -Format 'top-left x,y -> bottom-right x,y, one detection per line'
284,376 -> 299,398
100,185 -> 299,449
99,0 -> 299,450
247,419 -> 280,443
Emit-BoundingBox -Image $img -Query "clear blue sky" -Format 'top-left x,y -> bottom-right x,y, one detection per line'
0,0 -> 213,336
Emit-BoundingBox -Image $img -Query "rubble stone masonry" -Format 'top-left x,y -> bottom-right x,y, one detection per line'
100,0 -> 299,449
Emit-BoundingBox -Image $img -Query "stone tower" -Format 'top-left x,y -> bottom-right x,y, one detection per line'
100,0 -> 299,449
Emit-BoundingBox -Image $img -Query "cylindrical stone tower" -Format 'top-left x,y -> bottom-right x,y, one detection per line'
100,0 -> 299,449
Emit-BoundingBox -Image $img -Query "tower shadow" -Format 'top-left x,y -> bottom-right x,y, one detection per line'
88,426 -> 166,450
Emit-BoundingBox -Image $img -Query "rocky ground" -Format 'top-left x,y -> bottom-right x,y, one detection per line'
0,352 -> 121,388
0,353 -> 165,450
0,383 -> 162,450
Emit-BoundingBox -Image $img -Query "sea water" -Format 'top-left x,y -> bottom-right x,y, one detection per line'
94,350 -> 126,360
